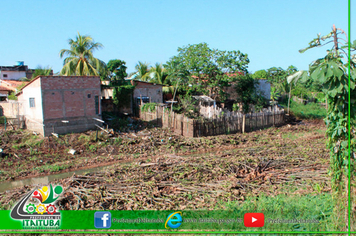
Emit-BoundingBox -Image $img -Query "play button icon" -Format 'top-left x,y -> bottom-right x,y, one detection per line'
244,213 -> 264,227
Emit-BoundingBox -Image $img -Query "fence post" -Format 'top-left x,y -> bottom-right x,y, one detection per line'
242,114 -> 246,133
156,106 -> 158,126
273,109 -> 275,126
255,113 -> 257,130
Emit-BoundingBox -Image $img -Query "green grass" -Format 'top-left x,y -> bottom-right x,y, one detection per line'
282,101 -> 327,119
282,132 -> 304,140
224,193 -> 336,231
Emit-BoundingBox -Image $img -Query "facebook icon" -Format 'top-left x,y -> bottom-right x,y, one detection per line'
94,211 -> 112,228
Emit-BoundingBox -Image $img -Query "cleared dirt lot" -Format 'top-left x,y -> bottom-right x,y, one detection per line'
0,120 -> 329,211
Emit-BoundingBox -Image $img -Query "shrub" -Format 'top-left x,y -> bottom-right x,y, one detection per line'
285,101 -> 326,119
141,103 -> 157,112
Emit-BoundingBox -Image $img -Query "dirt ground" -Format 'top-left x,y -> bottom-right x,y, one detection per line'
0,119 -> 330,210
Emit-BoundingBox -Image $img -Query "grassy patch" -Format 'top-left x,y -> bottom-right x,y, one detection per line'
282,101 -> 327,119
225,193 -> 335,231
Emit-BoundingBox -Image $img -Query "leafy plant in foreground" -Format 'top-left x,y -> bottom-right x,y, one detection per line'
290,25 -> 356,229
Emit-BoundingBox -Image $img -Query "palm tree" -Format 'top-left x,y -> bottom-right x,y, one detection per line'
270,87 -> 280,104
149,63 -> 166,84
31,66 -> 53,79
59,32 -> 106,76
129,61 -> 151,81
149,63 -> 174,94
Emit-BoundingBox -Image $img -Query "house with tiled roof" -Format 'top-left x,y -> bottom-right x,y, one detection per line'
0,80 -> 28,101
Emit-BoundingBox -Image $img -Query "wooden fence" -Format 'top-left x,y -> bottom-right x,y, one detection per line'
140,105 -> 284,137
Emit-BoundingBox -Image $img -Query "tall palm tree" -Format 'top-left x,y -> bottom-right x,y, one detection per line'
59,32 -> 106,76
130,61 -> 151,81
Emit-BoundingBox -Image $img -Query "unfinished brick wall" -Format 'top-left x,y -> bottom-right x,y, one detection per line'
133,82 -> 163,103
16,76 -> 102,136
40,76 -> 101,136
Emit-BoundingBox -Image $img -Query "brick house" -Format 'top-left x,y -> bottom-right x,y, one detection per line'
101,80 -> 163,115
16,76 -> 101,136
132,80 -> 163,105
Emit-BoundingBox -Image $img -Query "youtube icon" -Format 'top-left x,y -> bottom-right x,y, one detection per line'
244,213 -> 264,227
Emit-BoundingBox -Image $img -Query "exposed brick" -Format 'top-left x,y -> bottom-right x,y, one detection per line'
19,76 -> 101,136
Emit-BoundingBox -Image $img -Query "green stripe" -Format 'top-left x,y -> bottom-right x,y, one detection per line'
348,0 -> 352,235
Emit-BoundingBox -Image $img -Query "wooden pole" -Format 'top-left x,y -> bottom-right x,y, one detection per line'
242,114 -> 246,133
171,79 -> 180,113
255,113 -> 257,130
287,83 -> 292,114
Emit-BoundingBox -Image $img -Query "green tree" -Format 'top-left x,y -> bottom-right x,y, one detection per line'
59,32 -> 106,76
31,66 -> 52,79
234,74 -> 257,113
149,63 -> 167,84
103,59 -> 134,108
149,63 -> 174,94
252,69 -> 268,79
266,67 -> 286,84
270,87 -> 280,103
130,61 -> 151,81
165,43 -> 249,101
107,59 -> 128,85
274,66 -> 298,96
291,25 -> 356,229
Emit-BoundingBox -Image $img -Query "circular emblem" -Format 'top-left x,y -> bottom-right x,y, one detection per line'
36,204 -> 47,214
46,204 -> 57,215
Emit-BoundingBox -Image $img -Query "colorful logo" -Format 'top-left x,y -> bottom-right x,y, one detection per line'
11,184 -> 63,229
94,211 -> 112,228
244,213 -> 265,227
165,211 -> 182,229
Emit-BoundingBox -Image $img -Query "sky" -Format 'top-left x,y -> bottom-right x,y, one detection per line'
0,0 -> 351,75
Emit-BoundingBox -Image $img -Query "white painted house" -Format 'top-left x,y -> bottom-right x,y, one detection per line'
0,61 -> 52,81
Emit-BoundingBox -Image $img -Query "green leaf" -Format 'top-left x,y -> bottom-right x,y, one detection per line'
287,70 -> 305,84
331,65 -> 344,78
311,67 -> 321,81
325,66 -> 333,78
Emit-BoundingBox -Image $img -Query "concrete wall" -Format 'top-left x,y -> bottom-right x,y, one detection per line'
17,78 -> 45,134
0,100 -> 21,118
43,117 -> 99,136
255,79 -> 271,100
133,82 -> 163,103
225,79 -> 271,101
1,71 -> 26,80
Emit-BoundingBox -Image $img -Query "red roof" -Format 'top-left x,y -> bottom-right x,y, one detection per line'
0,85 -> 12,92
0,80 -> 28,91
225,72 -> 245,77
